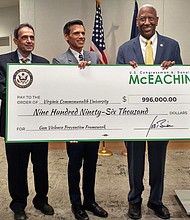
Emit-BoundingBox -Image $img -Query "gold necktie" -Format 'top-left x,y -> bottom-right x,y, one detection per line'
21,57 -> 28,63
145,40 -> 154,64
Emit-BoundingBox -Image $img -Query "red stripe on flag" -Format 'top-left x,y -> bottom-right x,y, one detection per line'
90,1 -> 108,64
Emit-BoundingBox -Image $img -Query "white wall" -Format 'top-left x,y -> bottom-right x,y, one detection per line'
163,0 -> 190,64
0,6 -> 19,53
2,0 -> 190,64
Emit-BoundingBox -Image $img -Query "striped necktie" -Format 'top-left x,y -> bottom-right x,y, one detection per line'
79,53 -> 84,61
21,57 -> 28,63
145,40 -> 154,64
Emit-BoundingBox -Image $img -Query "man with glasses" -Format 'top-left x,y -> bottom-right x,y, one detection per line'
116,4 -> 182,219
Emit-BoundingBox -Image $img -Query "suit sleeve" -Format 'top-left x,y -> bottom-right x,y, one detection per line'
96,54 -> 100,64
0,60 -> 6,100
174,42 -> 183,64
116,46 -> 125,64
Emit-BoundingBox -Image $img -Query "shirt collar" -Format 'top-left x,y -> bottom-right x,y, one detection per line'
139,32 -> 157,46
17,50 -> 32,63
70,48 -> 84,61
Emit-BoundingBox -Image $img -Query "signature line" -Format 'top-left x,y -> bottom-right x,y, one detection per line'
146,115 -> 158,137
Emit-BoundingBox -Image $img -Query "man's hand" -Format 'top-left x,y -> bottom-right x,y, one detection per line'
160,61 -> 175,69
129,60 -> 138,68
78,61 -> 92,69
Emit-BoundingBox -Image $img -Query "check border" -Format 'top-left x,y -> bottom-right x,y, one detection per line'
6,64 -> 190,142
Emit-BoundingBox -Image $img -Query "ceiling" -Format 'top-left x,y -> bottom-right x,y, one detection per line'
0,0 -> 19,8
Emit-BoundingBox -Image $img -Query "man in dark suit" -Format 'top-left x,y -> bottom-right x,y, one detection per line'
53,20 -> 108,220
0,23 -> 54,220
116,4 -> 182,220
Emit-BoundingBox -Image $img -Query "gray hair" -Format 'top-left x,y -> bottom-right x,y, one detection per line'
137,4 -> 157,17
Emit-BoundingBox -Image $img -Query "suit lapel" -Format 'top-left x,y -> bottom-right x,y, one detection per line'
67,49 -> 78,64
11,51 -> 19,63
31,54 -> 35,63
83,51 -> 91,62
155,34 -> 164,64
65,49 -> 91,63
133,37 -> 144,64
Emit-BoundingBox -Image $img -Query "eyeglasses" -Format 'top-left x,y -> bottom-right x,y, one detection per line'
138,16 -> 157,23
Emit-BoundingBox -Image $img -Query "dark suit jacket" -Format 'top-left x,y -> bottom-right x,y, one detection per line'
116,32 -> 183,65
0,50 -> 49,137
52,48 -> 99,64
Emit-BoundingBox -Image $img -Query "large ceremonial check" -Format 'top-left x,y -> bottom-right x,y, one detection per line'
6,64 -> 190,142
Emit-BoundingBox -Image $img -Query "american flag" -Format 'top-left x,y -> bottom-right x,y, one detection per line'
90,0 -> 108,64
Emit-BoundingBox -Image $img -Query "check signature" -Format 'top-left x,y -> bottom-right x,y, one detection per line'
146,115 -> 174,137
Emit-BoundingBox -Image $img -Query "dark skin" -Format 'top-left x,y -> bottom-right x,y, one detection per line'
129,5 -> 175,69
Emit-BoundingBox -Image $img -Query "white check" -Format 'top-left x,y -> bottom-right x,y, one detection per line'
6,64 -> 190,142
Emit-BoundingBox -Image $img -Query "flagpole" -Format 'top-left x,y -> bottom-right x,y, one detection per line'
121,148 -> 127,156
96,0 -> 112,156
98,141 -> 113,156
90,0 -> 112,156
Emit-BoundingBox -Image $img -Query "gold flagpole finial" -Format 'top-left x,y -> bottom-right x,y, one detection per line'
96,0 -> 101,6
